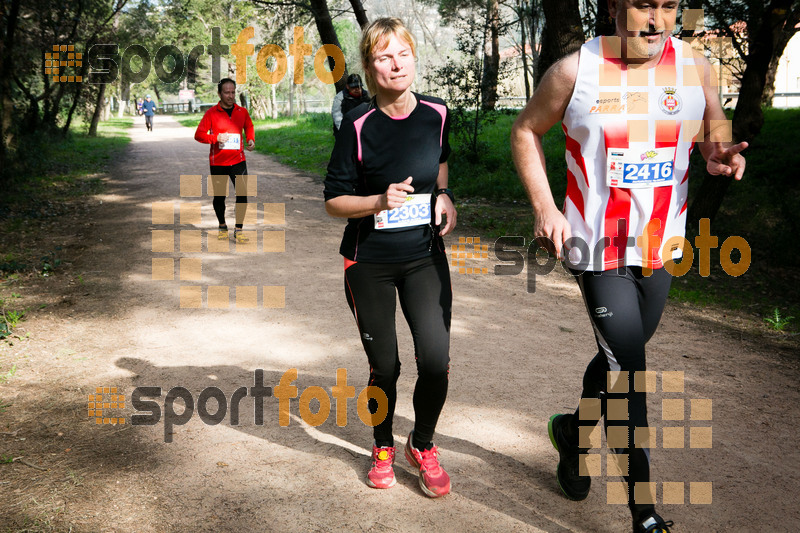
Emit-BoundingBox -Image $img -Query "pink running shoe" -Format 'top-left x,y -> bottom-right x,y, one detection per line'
404,433 -> 451,497
367,445 -> 396,489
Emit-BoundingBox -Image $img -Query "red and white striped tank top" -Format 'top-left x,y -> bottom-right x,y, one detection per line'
562,36 -> 705,271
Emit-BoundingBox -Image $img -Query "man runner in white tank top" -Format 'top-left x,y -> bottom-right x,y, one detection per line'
511,1 -> 747,532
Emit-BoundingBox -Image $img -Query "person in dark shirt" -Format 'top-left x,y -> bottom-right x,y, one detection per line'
331,73 -> 370,133
324,17 -> 456,498
141,95 -> 156,131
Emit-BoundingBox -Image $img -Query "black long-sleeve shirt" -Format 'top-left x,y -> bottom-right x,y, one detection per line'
324,93 -> 451,263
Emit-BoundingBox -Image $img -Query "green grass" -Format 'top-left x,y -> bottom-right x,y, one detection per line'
689,108 -> 800,266
1,118 -> 132,347
763,307 -> 795,331
0,363 -> 17,383
1,118 -> 131,279
175,116 -> 202,129
252,114 -> 334,177
1,118 -> 133,225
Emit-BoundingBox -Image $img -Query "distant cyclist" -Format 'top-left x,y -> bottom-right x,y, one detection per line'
324,17 -> 457,497
511,1 -> 746,531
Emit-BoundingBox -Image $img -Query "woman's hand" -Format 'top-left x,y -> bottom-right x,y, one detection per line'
435,193 -> 457,236
381,176 -> 414,210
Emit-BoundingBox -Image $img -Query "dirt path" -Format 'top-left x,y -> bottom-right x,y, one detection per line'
1,115 -> 798,532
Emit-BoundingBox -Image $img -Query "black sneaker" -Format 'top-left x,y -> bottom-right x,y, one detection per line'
634,513 -> 674,533
548,413 -> 591,500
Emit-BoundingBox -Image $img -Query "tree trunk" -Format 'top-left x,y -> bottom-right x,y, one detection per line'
519,0 -> 530,100
481,0 -> 500,110
595,0 -> 615,37
89,83 -> 106,137
63,82 -> 83,135
63,42 -> 94,135
43,83 -> 67,130
688,0 -> 797,225
308,0 -> 348,93
526,0 -> 543,85
0,0 -> 21,178
761,7 -> 799,107
679,0 -> 703,39
761,54 -> 780,106
349,0 -> 369,29
536,0 -> 584,84
117,78 -> 128,118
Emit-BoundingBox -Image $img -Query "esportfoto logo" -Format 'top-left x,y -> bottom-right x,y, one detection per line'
49,26 -> 344,86
94,369 -> 388,442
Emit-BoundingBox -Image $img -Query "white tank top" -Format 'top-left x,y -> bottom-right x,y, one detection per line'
562,36 -> 706,271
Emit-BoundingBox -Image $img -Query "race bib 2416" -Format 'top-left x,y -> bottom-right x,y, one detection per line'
607,147 -> 675,188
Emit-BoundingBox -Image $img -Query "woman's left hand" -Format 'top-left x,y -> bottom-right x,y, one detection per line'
435,193 -> 457,236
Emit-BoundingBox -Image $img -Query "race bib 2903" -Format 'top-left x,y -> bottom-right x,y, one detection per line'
607,147 -> 675,188
374,194 -> 432,230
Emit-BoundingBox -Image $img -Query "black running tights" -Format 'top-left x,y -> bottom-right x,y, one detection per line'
210,161 -> 248,229
569,266 -> 672,521
344,254 -> 452,449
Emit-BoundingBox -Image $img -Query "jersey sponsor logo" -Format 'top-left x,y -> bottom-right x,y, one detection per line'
641,150 -> 658,161
659,87 -> 682,115
590,104 -> 625,114
590,96 -> 624,114
594,306 -> 613,318
588,93 -> 647,114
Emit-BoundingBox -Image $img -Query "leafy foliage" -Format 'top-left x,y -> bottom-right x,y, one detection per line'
764,308 -> 795,331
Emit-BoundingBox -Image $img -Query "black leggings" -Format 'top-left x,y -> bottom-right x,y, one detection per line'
210,161 -> 248,228
344,254 -> 452,448
569,266 -> 672,520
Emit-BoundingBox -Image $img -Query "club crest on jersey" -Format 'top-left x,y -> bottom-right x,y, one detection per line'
659,87 -> 682,115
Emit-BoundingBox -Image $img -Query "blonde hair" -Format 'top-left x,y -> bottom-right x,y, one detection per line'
359,17 -> 416,95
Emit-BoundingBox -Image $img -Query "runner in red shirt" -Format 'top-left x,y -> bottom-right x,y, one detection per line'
195,78 -> 256,243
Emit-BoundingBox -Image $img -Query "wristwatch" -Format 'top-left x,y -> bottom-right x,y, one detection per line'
435,188 -> 455,203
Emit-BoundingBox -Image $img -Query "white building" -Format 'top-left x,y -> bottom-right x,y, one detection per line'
773,29 -> 800,109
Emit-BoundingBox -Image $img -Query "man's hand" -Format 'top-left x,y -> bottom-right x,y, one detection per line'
534,207 -> 572,260
217,132 -> 229,149
246,139 -> 255,151
381,177 -> 414,210
435,193 -> 457,236
707,141 -> 748,180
